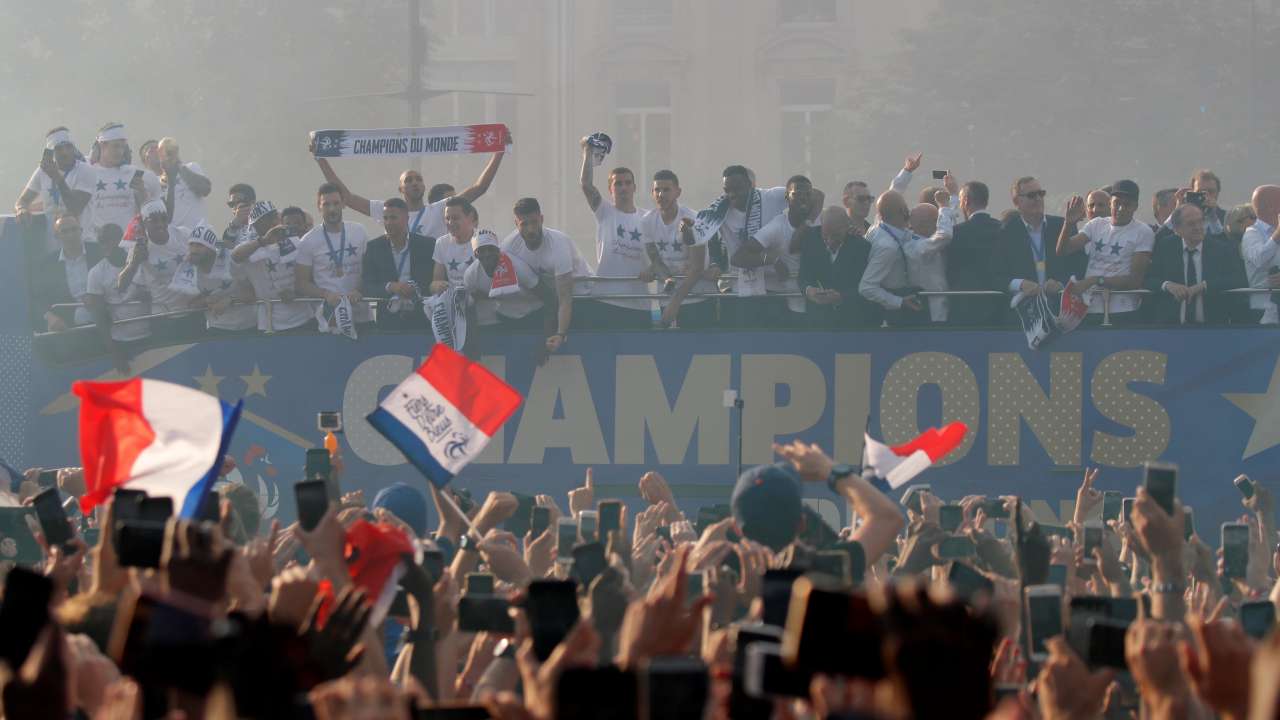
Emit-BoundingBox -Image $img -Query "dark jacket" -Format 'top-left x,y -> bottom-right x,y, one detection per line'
946,211 -> 1003,326
991,214 -> 1076,325
361,232 -> 436,329
34,242 -> 103,327
1143,232 -> 1247,325
797,227 -> 880,328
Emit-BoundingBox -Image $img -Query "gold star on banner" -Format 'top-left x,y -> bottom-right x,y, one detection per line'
194,366 -> 224,397
240,364 -> 271,398
1223,357 -> 1280,459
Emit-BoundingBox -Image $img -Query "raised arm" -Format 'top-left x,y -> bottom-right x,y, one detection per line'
309,135 -> 372,217
1056,195 -> 1091,255
578,137 -> 602,213
177,163 -> 212,198
456,151 -> 504,203
890,152 -> 922,193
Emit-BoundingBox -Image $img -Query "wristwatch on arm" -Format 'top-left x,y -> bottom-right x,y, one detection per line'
827,463 -> 858,494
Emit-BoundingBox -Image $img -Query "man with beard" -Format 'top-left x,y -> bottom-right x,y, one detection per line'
295,183 -> 371,325
86,123 -> 161,243
118,200 -> 202,341
14,127 -> 97,249
641,170 -> 718,329
733,175 -> 820,327
187,223 -> 255,335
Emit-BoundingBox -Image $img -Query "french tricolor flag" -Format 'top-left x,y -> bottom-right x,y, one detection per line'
367,344 -> 522,487
864,422 -> 968,489
74,379 -> 242,516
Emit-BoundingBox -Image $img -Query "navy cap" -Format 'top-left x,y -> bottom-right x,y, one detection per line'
1110,179 -> 1140,200
731,463 -> 803,552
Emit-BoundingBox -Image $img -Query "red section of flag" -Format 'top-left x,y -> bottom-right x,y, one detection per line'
489,253 -> 519,297
467,123 -> 509,153
889,422 -> 968,461
73,379 -> 155,514
415,344 -> 523,436
311,520 -> 414,628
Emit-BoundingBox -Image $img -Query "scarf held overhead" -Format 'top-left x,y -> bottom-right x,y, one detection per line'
311,124 -> 511,159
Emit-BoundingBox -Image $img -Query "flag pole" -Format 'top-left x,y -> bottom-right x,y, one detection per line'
438,486 -> 485,542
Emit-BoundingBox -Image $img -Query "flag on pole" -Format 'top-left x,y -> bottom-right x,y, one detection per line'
863,422 -> 968,489
73,379 -> 242,516
367,344 -> 522,487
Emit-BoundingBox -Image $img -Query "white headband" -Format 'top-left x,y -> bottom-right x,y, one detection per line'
45,129 -> 72,150
96,124 -> 127,143
188,224 -> 218,250
471,229 -> 499,252
140,200 -> 167,219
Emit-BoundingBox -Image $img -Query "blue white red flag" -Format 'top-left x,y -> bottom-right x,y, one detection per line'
74,379 -> 242,516
367,344 -> 522,487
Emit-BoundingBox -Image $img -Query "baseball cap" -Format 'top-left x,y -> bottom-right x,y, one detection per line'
1110,179 -> 1140,200
249,200 -> 277,225
731,463 -> 803,552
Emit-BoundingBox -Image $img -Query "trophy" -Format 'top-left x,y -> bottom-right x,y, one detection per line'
585,132 -> 612,167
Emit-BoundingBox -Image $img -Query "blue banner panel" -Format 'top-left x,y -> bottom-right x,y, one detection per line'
18,328 -> 1280,539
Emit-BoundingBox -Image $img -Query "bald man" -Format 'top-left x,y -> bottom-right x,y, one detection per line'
860,191 -> 957,324
1086,190 -> 1111,220
798,206 -> 879,328
156,136 -> 212,229
1241,185 -> 1280,324
904,203 -> 955,322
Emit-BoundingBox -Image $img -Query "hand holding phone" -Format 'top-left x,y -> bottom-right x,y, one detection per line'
294,480 -> 329,532
32,487 -> 74,549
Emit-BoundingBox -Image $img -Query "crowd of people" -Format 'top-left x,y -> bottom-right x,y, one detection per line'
14,123 -> 1280,369
1,438 -> 1278,718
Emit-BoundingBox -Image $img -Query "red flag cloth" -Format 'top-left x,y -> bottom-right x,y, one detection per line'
489,252 -> 520,297
313,519 -> 414,627
889,422 -> 968,461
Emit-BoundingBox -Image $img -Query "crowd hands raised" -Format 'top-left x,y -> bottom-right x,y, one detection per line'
1,440 -> 1278,719
18,124 -> 1280,371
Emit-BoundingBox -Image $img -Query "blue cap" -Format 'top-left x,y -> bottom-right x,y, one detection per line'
731,463 -> 803,552
372,482 -> 428,537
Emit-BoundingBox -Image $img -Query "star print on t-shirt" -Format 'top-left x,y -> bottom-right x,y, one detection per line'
629,229 -> 642,243
325,249 -> 343,264
96,180 -> 107,191
616,225 -> 625,238
448,259 -> 460,271
345,245 -> 357,257
155,259 -> 168,271
656,239 -> 669,252
266,259 -> 278,273
1110,243 -> 1122,255
1094,240 -> 1105,252
114,179 -> 127,190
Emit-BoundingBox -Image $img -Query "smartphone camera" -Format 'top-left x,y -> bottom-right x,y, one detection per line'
317,411 -> 342,434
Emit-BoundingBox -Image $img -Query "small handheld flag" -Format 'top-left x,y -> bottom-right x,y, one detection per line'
74,379 -> 242,516
367,344 -> 522,487
863,422 -> 968,489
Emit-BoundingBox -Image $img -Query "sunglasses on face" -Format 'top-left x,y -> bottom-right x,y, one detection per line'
1019,190 -> 1047,200
227,199 -> 251,209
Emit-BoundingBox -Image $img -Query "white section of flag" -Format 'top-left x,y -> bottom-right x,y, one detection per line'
379,372 -> 488,475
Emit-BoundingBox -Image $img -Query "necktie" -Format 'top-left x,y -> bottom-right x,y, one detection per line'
1186,248 -> 1199,324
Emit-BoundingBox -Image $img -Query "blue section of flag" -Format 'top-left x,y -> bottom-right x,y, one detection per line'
366,406 -> 455,488
179,399 -> 243,518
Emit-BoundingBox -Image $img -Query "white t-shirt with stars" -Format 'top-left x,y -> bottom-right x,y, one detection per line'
296,221 -> 370,322
370,197 -> 447,239
136,227 -> 191,312
162,162 -> 210,230
197,248 -> 256,331
85,256 -> 151,342
641,205 -> 712,306
25,161 -> 100,249
1080,217 -> 1155,314
593,200 -> 649,310
243,234 -> 311,331
432,234 -> 476,287
88,164 -> 161,242
462,252 -> 540,324
719,186 -> 787,258
500,227 -> 591,319
752,212 -> 812,313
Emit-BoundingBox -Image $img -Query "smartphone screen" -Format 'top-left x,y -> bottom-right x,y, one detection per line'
834,541 -> 866,586
423,550 -> 445,581
457,596 -> 515,634
108,592 -> 215,693
1143,462 -> 1177,516
36,469 -> 58,489
0,567 -> 53,668
525,579 -> 579,661
464,572 -> 495,595
530,506 -> 552,538
810,551 -> 851,583
1047,564 -> 1068,589
939,504 -> 963,532
1240,600 -> 1276,639
743,642 -> 809,699
294,480 -> 329,532
761,569 -> 803,628
571,542 -> 607,588
1235,475 -> 1256,499
116,522 -> 166,568
644,656 -> 710,718
598,500 -> 622,537
1083,526 -> 1102,556
138,497 -> 173,523
982,498 -> 1010,519
931,169 -> 948,180
1122,498 -> 1135,525
1025,586 -> 1063,659
1084,618 -> 1128,669
1184,509 -> 1195,540
556,518 -> 577,559
32,487 -> 73,548
504,493 -> 534,538
556,666 -> 638,720
937,536 -> 976,559
578,510 -> 598,543
1102,491 -> 1122,523
948,561 -> 994,599
781,579 -> 884,679
304,448 -> 331,484
1222,523 -> 1250,579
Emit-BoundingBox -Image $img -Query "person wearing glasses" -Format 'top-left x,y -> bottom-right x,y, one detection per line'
992,176 -> 1074,325
842,180 -> 876,237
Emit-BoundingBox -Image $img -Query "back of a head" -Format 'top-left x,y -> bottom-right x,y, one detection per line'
372,482 -> 428,537
731,464 -> 802,552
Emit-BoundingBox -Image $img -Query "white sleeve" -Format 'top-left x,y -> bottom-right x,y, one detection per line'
1080,218 -> 1106,255
751,215 -> 785,251
23,167 -> 46,195
511,253 -> 540,289
69,164 -> 99,193
761,187 -> 787,206
1133,225 -> 1155,254
184,162 -> 207,178
431,240 -> 448,264
143,170 -> 162,202
890,168 -> 912,193
85,266 -> 106,296
1242,227 -> 1279,273
551,235 -> 577,277
294,236 -> 315,267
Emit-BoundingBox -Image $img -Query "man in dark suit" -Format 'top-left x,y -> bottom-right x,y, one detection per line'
946,180 -> 1002,326
991,176 -> 1075,326
1144,204 -> 1247,325
799,207 -> 880,328
34,214 -> 102,332
361,197 -> 436,331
